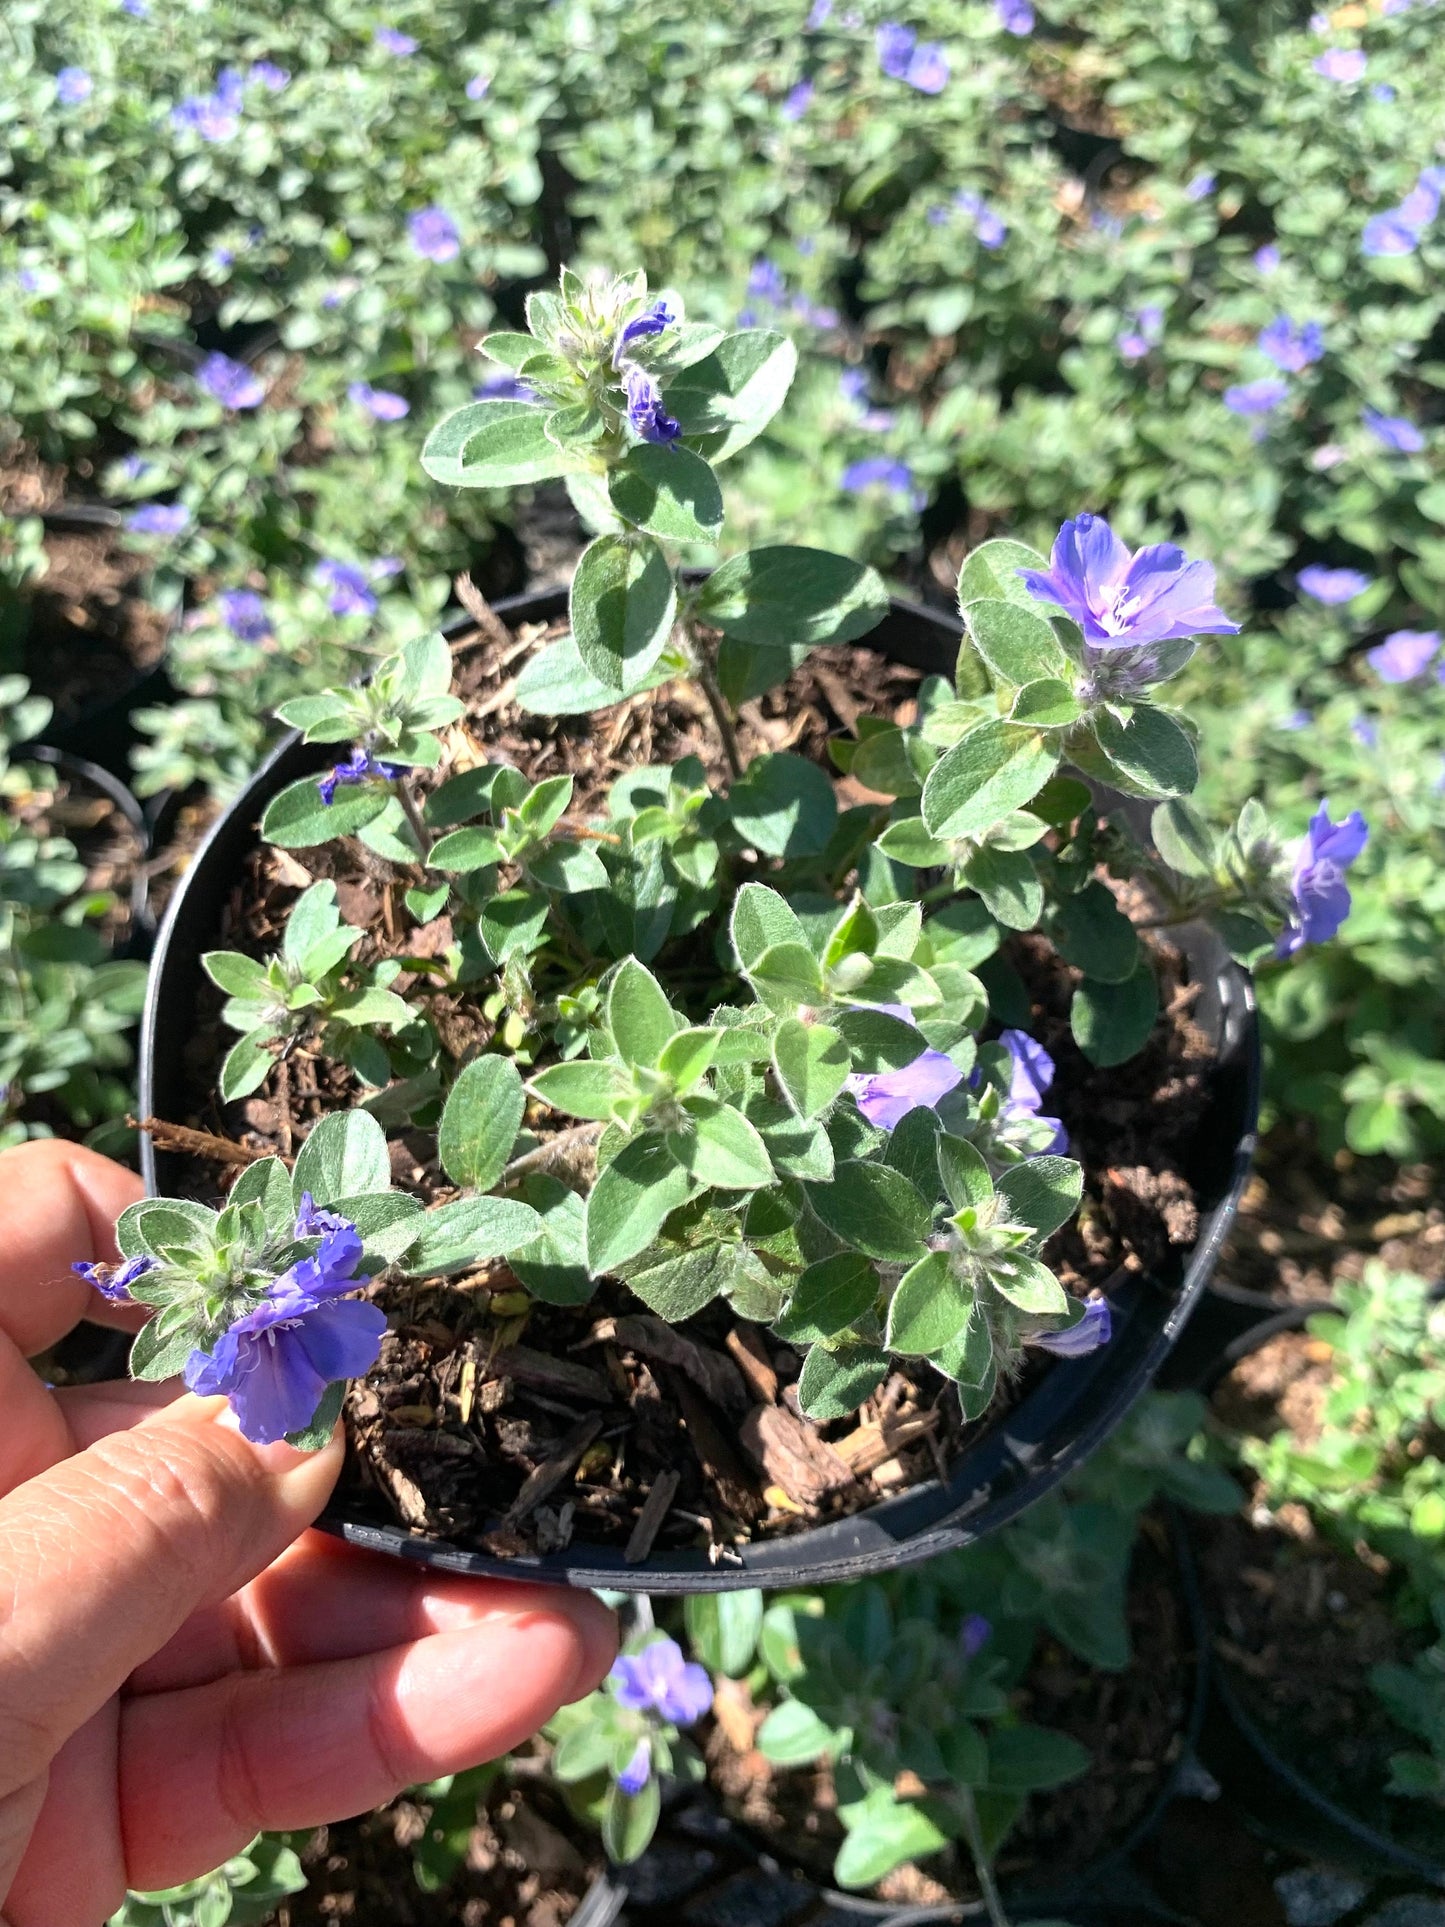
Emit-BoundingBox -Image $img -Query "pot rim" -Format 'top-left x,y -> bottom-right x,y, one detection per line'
138,585 -> 1260,1592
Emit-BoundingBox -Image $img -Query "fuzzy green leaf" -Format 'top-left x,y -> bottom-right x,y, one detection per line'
438,1055 -> 525,1193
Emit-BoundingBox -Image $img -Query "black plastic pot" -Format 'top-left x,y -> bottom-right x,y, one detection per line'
1182,1300 -> 1445,1885
23,744 -> 154,952
138,585 -> 1260,1593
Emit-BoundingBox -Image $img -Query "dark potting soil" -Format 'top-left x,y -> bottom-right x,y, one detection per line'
263,1772 -> 602,1927
13,757 -> 145,951
703,1515 -> 1193,1906
153,614 -> 1217,1560
19,524 -> 169,722
1199,1330 -> 1438,1854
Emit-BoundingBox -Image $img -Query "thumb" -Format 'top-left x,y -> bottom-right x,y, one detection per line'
0,1394 -> 341,1800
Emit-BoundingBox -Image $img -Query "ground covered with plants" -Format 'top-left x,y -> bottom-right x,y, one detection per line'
4,0 -> 1444,1923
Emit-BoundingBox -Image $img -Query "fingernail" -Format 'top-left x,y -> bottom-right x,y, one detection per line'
565,1596 -> 620,1701
215,1402 -> 340,1475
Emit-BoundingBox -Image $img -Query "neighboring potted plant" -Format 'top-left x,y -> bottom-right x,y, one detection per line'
1190,1264 -> 1445,1880
124,267 -> 1357,1589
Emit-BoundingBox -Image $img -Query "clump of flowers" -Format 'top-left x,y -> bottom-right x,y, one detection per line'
128,270 -> 1360,1482
548,1634 -> 713,1860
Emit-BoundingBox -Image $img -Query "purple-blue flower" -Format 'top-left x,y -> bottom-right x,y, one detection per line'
960,1613 -> 992,1658
1362,409 -> 1424,453
1313,47 -> 1366,83
218,589 -> 272,642
171,89 -> 240,141
807,0 -> 834,25
1362,209 -> 1423,257
623,365 -> 681,444
126,503 -> 191,537
56,67 -> 93,105
955,190 -> 1007,249
1297,564 -> 1372,605
994,1027 -> 1067,1153
1257,316 -> 1324,373
876,22 -> 949,93
408,206 -> 460,263
184,1225 -> 385,1445
465,73 -> 490,100
747,258 -> 787,304
1276,802 -> 1368,957
841,455 -> 914,496
1372,83 -> 1397,103
295,1192 -> 355,1238
1351,716 -> 1380,751
197,351 -> 265,410
475,371 -> 536,402
1118,304 -> 1164,363
610,1639 -> 713,1725
617,1738 -> 652,1795
348,380 -> 410,420
995,0 -> 1034,32
72,1254 -> 158,1305
616,300 -> 676,355
782,78 -> 814,119
374,26 -> 418,54
1254,243 -> 1282,274
1184,171 -> 1216,201
248,61 -> 290,91
850,1045 -> 963,1132
1030,1297 -> 1112,1357
1367,629 -> 1439,682
1279,708 -> 1312,732
314,558 -> 380,618
317,747 -> 405,804
1018,513 -> 1238,648
120,454 -> 151,480
121,0 -> 148,14
1224,377 -> 1289,417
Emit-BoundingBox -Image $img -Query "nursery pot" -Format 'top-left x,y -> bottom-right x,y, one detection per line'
22,743 -> 154,951
1182,1300 -> 1445,1885
138,585 -> 1260,1593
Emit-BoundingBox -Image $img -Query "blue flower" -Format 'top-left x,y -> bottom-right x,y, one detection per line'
348,380 -> 411,420
317,747 -> 405,804
374,26 -> 418,53
1362,409 -> 1424,454
623,365 -> 681,444
782,78 -> 814,119
1018,513 -> 1238,648
248,61 -> 290,91
1367,629 -> 1439,682
475,371 -> 536,402
617,1738 -> 652,1795
184,1225 -> 385,1445
876,22 -> 949,92
1254,243 -> 1282,273
56,67 -> 93,105
72,1254 -> 158,1304
1297,564 -> 1372,605
960,1613 -> 992,1658
126,503 -> 191,537
1313,47 -> 1367,82
408,206 -> 461,263
466,73 -> 490,99
120,454 -> 151,480
1118,305 -> 1164,363
1362,209 -> 1423,257
1224,377 -> 1289,416
314,558 -> 382,617
996,1027 -> 1067,1151
120,0 -> 149,14
955,190 -> 1007,249
610,1639 -> 713,1725
1352,716 -> 1380,750
849,1043 -> 963,1131
1257,316 -> 1324,373
995,0 -> 1034,31
1276,802 -> 1368,957
1029,1297 -> 1112,1357
1278,708 -> 1312,732
841,455 -> 915,497
295,1192 -> 355,1238
1184,171 -> 1216,201
1372,83 -> 1396,103
197,351 -> 265,410
807,0 -> 834,25
747,258 -> 787,304
172,86 -> 241,141
616,300 -> 676,353
218,589 -> 272,642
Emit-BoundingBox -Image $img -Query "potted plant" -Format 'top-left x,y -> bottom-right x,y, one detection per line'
122,266 -> 1355,1590
1189,1263 -> 1445,1880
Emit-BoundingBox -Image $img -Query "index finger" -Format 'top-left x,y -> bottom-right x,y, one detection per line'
0,1140 -> 145,1356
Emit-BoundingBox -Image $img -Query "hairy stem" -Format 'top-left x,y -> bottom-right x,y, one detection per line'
395,780 -> 434,860
687,627 -> 744,781
958,1789 -> 1012,1927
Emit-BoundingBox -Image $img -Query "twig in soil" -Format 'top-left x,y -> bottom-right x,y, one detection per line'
132,1116 -> 273,1168
624,1466 -> 680,1564
450,574 -> 514,653
275,1052 -> 294,1161
503,1412 -> 604,1526
832,1407 -> 940,1478
501,1120 -> 606,1185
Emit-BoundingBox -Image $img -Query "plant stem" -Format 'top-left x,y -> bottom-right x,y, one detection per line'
958,1789 -> 1012,1927
687,627 -> 744,780
395,780 -> 434,860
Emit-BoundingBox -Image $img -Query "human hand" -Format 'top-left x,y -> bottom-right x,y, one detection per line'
0,1140 -> 617,1927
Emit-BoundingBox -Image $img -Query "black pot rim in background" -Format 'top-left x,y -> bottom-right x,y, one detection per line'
1180,1297 -> 1445,1885
22,742 -> 154,950
138,585 -> 1261,1593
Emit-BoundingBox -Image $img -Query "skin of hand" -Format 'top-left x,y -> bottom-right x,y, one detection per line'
0,1140 -> 618,1927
